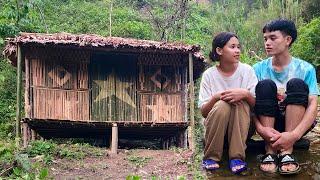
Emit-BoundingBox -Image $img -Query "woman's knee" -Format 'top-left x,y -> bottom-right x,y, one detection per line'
209,100 -> 231,116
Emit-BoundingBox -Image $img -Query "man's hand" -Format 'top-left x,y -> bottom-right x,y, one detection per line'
258,126 -> 281,143
220,88 -> 248,104
271,132 -> 299,151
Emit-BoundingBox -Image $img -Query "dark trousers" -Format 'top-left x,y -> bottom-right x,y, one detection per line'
254,78 -> 315,132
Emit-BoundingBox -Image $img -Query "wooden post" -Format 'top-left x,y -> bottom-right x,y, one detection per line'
31,129 -> 36,141
24,57 -> 31,118
111,123 -> 118,154
22,123 -> 28,148
188,53 -> 195,152
16,45 -> 23,147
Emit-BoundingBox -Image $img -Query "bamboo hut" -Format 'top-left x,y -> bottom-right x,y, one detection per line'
3,33 -> 206,150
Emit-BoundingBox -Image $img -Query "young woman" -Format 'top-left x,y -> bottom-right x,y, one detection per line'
198,32 -> 257,174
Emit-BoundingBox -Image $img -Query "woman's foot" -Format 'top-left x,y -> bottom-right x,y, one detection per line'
229,159 -> 247,174
202,159 -> 220,171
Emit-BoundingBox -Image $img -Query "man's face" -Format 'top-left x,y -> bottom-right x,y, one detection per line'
263,30 -> 292,56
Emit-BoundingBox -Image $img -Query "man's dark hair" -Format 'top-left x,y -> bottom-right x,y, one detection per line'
209,32 -> 238,62
263,19 -> 297,46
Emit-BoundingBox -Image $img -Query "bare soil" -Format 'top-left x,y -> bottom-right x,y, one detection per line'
50,149 -> 195,179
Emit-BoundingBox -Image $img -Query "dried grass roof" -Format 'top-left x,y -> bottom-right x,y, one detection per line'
3,32 -> 206,62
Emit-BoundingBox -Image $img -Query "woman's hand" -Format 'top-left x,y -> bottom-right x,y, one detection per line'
220,88 -> 249,104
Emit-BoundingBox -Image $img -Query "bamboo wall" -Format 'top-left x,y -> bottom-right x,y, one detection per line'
26,48 -> 187,123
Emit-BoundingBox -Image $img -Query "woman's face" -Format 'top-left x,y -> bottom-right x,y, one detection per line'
217,37 -> 241,63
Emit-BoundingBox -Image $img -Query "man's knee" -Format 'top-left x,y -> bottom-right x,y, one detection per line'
285,78 -> 309,107
255,79 -> 278,117
256,79 -> 277,99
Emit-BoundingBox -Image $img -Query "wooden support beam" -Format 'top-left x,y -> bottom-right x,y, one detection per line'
16,45 -> 23,147
188,53 -> 195,152
111,123 -> 118,154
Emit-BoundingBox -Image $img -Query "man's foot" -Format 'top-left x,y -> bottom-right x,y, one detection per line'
278,154 -> 301,175
259,154 -> 278,173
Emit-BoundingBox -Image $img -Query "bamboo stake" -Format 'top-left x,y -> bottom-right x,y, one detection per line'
188,53 -> 195,152
16,45 -> 22,147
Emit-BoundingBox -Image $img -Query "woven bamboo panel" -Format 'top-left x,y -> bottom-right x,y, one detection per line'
138,93 -> 183,123
91,53 -> 137,121
138,65 -> 186,93
33,88 -> 89,120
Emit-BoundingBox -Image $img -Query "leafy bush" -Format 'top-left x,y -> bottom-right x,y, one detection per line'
291,17 -> 320,66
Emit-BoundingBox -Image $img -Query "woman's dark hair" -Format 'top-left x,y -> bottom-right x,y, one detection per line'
209,32 -> 238,61
262,19 -> 297,47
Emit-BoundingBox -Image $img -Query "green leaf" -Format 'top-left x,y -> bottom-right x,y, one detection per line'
39,168 -> 49,180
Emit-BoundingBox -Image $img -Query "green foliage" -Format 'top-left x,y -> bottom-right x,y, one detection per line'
126,155 -> 152,168
126,175 -> 141,180
0,140 -> 15,164
291,17 -> 320,66
27,140 -> 56,157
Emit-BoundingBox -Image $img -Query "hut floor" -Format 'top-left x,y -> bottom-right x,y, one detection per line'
23,118 -> 188,140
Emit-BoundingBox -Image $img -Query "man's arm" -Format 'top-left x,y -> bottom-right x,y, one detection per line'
271,95 -> 318,150
291,95 -> 318,139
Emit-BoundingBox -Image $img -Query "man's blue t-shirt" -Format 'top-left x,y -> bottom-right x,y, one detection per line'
253,57 -> 319,96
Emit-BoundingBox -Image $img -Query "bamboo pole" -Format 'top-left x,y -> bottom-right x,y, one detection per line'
16,45 -> 23,147
111,123 -> 118,154
188,53 -> 195,152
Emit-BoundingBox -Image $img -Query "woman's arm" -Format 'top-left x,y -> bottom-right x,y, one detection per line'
200,93 -> 221,118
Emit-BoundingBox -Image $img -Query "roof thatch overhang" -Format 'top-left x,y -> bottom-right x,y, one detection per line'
3,33 -> 207,78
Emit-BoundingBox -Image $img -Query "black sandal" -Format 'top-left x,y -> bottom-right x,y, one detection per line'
278,154 -> 301,175
259,154 -> 278,173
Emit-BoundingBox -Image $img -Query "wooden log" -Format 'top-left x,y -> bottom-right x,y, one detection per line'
188,53 -> 195,152
110,123 -> 118,154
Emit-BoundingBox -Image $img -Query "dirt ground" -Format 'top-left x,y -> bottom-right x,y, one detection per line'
50,148 -> 196,179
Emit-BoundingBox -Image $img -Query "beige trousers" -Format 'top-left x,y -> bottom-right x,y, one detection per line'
203,100 -> 250,161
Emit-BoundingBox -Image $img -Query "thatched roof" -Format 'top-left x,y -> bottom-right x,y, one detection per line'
3,32 -> 206,64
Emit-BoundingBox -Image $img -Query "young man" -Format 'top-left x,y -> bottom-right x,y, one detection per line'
253,19 -> 319,175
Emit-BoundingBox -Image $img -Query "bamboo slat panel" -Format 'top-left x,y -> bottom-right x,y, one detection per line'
139,93 -> 184,123
33,88 -> 89,120
138,65 -> 186,93
91,53 -> 137,121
